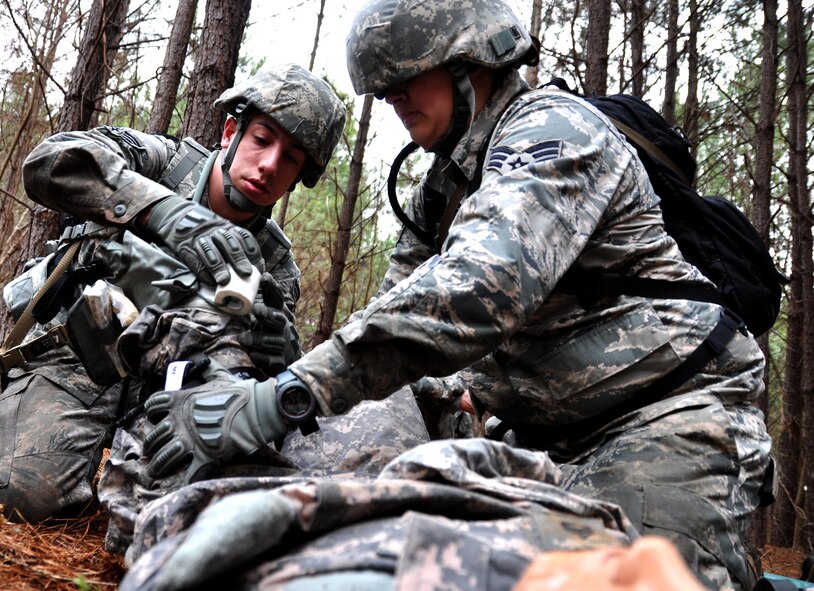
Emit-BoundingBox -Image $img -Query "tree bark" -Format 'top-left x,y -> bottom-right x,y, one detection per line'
310,94 -> 371,348
682,0 -> 700,159
661,0 -> 679,124
0,0 -> 128,342
524,0 -> 543,89
57,0 -> 130,132
584,0 -> 611,95
629,0 -> 645,97
749,0 -> 778,547
0,0 -> 72,343
771,0 -> 809,548
147,0 -> 198,134
181,0 -> 251,148
785,0 -> 814,552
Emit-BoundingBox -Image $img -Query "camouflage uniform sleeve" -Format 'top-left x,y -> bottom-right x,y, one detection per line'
267,253 -> 301,322
291,91 -> 637,416
22,126 -> 179,225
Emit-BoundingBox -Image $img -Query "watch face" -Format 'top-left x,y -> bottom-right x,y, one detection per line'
280,386 -> 316,421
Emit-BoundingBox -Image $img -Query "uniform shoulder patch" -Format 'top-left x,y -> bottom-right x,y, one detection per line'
486,140 -> 563,174
100,125 -> 143,149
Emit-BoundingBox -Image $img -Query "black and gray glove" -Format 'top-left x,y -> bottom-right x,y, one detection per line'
238,273 -> 302,377
145,195 -> 264,285
142,361 -> 287,483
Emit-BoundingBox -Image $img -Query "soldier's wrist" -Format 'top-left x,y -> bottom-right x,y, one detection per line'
253,378 -> 288,442
273,370 -> 319,435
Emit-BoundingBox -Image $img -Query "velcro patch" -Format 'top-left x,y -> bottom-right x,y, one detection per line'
102,125 -> 142,148
486,140 -> 563,174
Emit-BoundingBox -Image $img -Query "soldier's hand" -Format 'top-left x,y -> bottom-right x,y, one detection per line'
240,313 -> 302,380
142,361 -> 287,483
144,195 -> 264,285
237,273 -> 302,376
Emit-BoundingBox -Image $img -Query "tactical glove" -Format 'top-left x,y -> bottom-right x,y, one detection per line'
144,195 -> 264,285
143,361 -> 287,483
238,273 -> 302,376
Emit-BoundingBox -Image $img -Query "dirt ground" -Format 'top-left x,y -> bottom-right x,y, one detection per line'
0,505 -> 809,591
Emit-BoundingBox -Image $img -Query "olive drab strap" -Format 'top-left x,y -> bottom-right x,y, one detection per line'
435,180 -> 468,250
0,240 -> 81,373
603,115 -> 692,185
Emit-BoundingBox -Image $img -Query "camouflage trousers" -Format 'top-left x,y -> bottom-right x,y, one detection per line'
116,439 -> 639,591
0,347 -> 127,522
99,386 -> 432,556
556,395 -> 771,591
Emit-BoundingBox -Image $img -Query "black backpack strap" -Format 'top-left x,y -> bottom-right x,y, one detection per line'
558,269 -> 727,311
512,308 -> 745,447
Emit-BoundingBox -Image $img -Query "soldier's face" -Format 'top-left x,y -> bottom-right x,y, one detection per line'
383,66 -> 455,150
220,113 -> 307,209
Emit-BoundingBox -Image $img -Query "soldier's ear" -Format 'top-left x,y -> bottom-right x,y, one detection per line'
221,116 -> 238,149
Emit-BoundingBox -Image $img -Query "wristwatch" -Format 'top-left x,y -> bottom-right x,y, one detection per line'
275,370 -> 319,435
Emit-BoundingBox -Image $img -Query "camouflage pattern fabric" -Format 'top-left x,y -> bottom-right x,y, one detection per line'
24,126 -> 180,225
117,439 -> 637,591
0,347 -> 128,522
99,386 -> 430,554
0,126 -> 299,522
116,305 -> 255,380
556,396 -> 770,591
282,70 -> 770,590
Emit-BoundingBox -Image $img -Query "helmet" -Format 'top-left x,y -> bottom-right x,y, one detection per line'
214,63 -> 346,188
346,0 -> 534,96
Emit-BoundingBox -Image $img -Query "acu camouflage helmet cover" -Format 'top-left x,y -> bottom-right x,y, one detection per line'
346,0 -> 534,96
214,63 -> 346,188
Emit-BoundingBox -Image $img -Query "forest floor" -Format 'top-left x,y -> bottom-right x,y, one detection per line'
0,506 -> 809,591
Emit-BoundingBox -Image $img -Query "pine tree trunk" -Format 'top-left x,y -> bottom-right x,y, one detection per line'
524,0 -> 542,89
785,0 -> 814,552
147,0 -> 198,134
584,0 -> 611,95
57,0 -> 130,132
310,95 -> 370,348
771,0 -> 808,544
661,0 -> 679,124
749,0 -> 779,548
181,0 -> 251,148
0,0 -> 128,343
682,0 -> 700,159
0,1 -> 71,342
629,0 -> 645,97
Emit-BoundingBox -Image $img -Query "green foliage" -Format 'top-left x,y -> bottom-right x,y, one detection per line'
73,577 -> 100,591
282,92 -> 399,348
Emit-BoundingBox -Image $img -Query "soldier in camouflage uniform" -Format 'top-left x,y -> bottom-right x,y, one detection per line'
0,64 -> 346,523
140,2 -> 772,589
120,439 -> 641,590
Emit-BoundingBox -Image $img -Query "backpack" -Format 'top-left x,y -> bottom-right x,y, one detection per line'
548,78 -> 787,338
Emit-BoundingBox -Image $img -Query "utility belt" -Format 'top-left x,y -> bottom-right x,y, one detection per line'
0,325 -> 71,374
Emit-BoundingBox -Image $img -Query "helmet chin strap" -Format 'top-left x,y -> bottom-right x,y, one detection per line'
221,108 -> 266,216
430,62 -> 477,156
